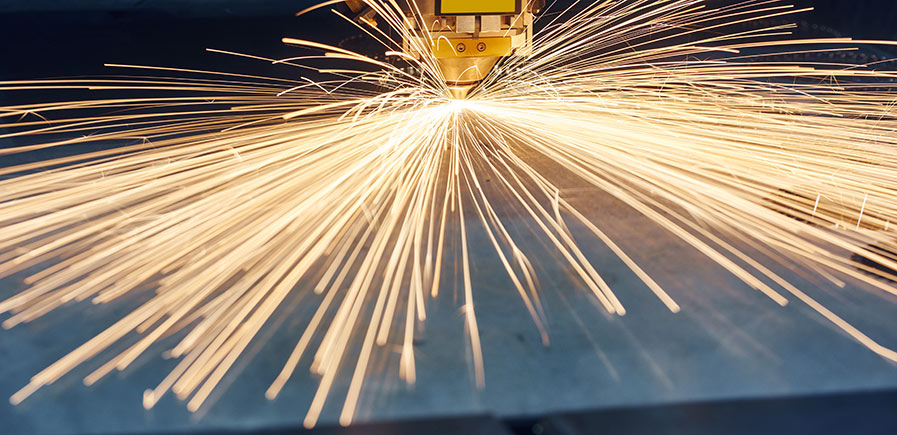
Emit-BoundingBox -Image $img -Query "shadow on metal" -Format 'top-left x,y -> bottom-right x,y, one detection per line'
145,388 -> 897,435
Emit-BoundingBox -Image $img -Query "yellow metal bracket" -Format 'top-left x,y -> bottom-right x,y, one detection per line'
430,37 -> 513,58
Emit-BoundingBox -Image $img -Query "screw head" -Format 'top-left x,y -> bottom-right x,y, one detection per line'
477,42 -> 486,52
456,43 -> 466,53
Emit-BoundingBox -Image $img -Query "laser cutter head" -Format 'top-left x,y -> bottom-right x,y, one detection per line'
409,0 -> 541,98
346,0 -> 541,99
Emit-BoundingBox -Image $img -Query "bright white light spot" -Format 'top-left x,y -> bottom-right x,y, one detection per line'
448,99 -> 469,112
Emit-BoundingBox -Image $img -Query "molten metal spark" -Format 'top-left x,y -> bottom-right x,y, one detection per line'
2,0 -> 897,428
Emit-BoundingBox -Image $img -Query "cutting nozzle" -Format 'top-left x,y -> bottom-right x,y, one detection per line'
447,83 -> 476,99
437,56 -> 500,99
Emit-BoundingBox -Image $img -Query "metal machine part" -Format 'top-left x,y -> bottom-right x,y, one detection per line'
347,0 -> 541,98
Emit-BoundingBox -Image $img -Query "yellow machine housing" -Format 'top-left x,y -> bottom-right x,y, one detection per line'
347,0 -> 538,98
409,0 -> 536,98
437,0 -> 519,15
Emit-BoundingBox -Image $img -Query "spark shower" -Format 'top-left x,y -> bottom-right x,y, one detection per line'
2,0 -> 897,428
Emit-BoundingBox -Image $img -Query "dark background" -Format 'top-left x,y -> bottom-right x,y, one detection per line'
3,1 -> 897,81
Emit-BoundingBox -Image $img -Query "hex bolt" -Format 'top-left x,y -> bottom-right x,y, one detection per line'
477,42 -> 486,52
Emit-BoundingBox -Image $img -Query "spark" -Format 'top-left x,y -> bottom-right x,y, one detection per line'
2,0 -> 897,428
